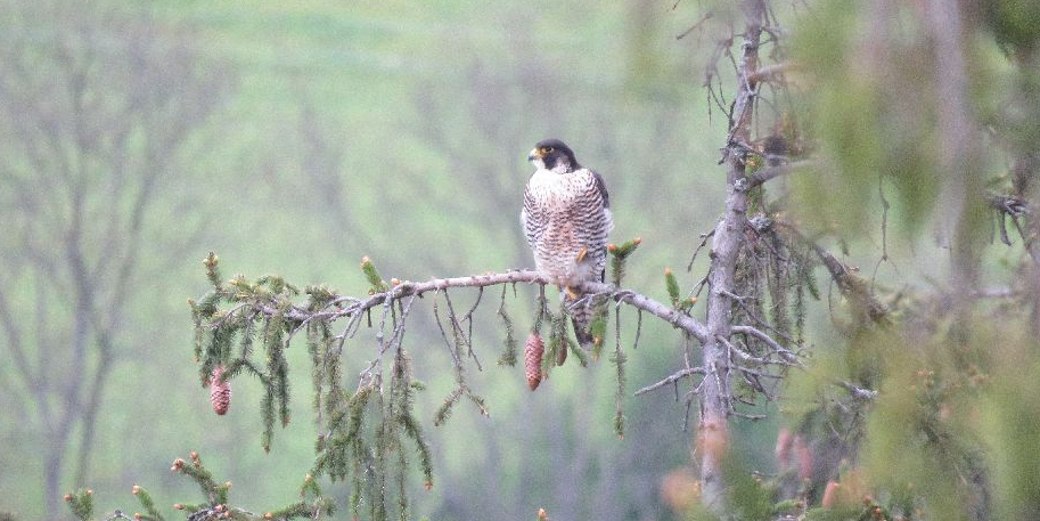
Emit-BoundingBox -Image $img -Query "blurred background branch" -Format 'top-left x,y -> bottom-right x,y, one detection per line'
0,1 -> 235,517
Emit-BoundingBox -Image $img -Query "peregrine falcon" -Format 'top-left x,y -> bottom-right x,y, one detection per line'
522,138 -> 613,347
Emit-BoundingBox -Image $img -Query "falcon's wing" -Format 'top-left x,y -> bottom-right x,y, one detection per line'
592,170 -> 610,209
590,169 -> 613,240
583,169 -> 614,242
521,185 -> 546,250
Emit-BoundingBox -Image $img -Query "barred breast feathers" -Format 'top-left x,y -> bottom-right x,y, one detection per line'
521,167 -> 612,287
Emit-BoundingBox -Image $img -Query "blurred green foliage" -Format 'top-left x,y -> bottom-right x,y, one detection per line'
774,1 -> 1040,521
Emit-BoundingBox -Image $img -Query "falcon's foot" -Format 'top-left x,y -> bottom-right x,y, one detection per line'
565,286 -> 581,300
575,246 -> 588,263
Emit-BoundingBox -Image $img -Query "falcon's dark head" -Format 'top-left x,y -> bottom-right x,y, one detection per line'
528,138 -> 580,173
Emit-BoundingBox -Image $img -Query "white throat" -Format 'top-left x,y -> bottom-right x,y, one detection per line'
528,158 -> 573,174
550,162 -> 572,173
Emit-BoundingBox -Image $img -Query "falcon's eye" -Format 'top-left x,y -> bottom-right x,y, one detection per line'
540,146 -> 554,154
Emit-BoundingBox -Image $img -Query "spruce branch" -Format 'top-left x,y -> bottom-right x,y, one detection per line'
431,291 -> 489,423
809,238 -> 890,325
68,452 -> 333,521
496,285 -> 519,367
198,267 -> 714,346
203,252 -> 221,289
611,304 -> 627,439
65,489 -> 95,521
130,485 -> 164,521
609,237 -> 642,287
360,256 -> 389,293
190,254 -> 789,516
171,452 -> 227,506
665,267 -> 681,307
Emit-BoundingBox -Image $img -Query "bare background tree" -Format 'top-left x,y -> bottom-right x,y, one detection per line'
0,1 -> 234,517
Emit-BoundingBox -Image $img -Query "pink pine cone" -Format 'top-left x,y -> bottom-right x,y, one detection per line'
209,365 -> 232,415
525,333 -> 544,391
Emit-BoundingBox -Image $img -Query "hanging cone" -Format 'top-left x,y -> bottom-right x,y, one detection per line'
209,365 -> 231,415
524,332 -> 544,391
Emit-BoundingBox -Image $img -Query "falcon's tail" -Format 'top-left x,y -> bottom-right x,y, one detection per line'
564,290 -> 602,350
571,316 -> 595,349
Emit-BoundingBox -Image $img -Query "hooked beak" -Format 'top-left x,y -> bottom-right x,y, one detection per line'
527,148 -> 542,162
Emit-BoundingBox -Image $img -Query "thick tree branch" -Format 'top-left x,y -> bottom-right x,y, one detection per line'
243,269 -> 712,344
604,286 -> 710,343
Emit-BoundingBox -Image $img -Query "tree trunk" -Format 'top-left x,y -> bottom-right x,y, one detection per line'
698,0 -> 764,511
44,435 -> 65,519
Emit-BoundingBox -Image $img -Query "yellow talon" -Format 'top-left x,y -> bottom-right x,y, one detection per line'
576,246 -> 588,263
565,286 -> 580,300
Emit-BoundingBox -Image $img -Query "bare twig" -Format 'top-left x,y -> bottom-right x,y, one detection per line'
731,325 -> 801,364
676,11 -> 714,40
742,159 -> 814,190
432,295 -> 463,368
687,229 -> 716,272
836,380 -> 878,401
717,335 -> 794,367
746,62 -> 798,84
635,366 -> 706,396
971,287 -> 1019,299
